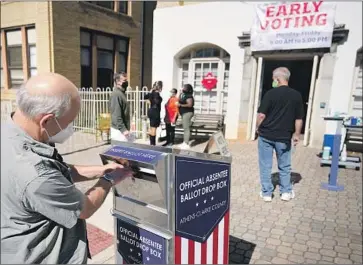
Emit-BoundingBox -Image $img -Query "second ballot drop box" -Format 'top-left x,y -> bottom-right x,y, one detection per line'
100,141 -> 232,264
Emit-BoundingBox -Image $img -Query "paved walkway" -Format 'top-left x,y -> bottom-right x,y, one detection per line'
59,134 -> 362,264
227,142 -> 362,264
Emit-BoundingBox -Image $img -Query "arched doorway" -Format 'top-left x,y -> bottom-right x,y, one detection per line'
177,45 -> 230,115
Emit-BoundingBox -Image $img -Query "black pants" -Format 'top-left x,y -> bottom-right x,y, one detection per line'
165,123 -> 175,144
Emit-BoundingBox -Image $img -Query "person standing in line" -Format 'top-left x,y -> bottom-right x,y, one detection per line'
145,81 -> 163,146
256,67 -> 304,202
177,84 -> 194,150
1,73 -> 134,264
109,72 -> 130,142
164,88 -> 179,147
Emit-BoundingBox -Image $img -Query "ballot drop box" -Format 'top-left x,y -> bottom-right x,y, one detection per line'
100,141 -> 232,264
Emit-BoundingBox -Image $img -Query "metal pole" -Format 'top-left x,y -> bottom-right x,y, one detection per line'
321,119 -> 344,191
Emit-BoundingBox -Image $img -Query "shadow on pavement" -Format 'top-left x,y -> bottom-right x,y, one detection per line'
190,138 -> 209,147
229,235 -> 256,264
271,172 -> 302,192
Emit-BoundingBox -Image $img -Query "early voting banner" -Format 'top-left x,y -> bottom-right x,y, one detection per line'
175,156 -> 230,243
116,219 -> 167,264
251,1 -> 336,51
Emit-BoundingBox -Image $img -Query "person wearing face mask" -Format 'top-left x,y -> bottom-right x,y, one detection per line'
109,72 -> 131,142
1,73 -> 134,264
163,88 -> 179,147
144,81 -> 163,146
256,67 -> 304,203
176,84 -> 194,150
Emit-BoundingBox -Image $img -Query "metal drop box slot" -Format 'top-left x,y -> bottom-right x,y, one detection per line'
100,141 -> 232,264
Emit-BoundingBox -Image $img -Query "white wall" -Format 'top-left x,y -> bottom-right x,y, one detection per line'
153,1 -> 363,140
152,2 -> 255,139
329,2 -> 363,113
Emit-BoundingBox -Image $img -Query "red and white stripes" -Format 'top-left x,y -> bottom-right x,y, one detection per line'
175,211 -> 230,264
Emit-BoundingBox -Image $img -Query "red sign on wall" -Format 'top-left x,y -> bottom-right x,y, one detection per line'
201,72 -> 218,91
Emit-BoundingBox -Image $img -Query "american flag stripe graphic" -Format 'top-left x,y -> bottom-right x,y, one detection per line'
175,211 -> 230,264
117,211 -> 230,264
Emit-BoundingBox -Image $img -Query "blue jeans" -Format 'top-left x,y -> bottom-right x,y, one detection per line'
258,136 -> 292,196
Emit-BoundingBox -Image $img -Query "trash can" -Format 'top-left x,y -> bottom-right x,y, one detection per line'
98,113 -> 111,142
100,141 -> 232,264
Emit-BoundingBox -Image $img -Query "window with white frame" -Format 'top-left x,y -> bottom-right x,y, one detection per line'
179,46 -> 230,115
27,28 -> 37,77
6,30 -> 23,88
1,26 -> 36,90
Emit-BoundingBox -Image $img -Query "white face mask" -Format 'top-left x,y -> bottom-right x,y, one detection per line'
46,118 -> 74,144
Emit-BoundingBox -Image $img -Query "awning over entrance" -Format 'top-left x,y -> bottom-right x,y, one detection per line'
238,24 -> 350,49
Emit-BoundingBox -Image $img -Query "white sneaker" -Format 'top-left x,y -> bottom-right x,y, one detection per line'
260,192 -> 272,202
179,142 -> 190,150
281,191 -> 295,201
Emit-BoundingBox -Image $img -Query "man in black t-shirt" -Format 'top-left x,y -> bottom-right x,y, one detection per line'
256,67 -> 304,202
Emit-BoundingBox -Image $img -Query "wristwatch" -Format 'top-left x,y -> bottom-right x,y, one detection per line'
101,173 -> 115,186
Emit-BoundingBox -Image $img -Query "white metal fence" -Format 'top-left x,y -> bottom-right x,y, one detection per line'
1,86 -> 150,140
126,86 -> 150,138
75,86 -> 149,138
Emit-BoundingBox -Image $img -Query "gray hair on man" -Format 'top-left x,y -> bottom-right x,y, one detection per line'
113,71 -> 127,83
16,83 -> 73,120
272,67 -> 291,81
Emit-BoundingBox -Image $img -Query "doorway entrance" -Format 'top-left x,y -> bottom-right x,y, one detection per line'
249,55 -> 320,145
261,59 -> 313,133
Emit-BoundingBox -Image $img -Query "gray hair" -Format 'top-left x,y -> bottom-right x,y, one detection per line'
16,84 -> 72,119
272,67 -> 291,81
114,71 -> 127,83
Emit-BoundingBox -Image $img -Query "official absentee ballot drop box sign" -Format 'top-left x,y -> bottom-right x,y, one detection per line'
116,218 -> 168,264
175,156 -> 231,264
100,141 -> 232,264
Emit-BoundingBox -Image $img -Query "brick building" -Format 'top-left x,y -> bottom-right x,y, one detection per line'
0,1 -> 156,101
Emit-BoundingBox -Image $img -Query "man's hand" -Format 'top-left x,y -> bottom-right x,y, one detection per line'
107,167 -> 134,186
292,133 -> 300,146
175,102 -> 180,107
256,113 -> 266,129
123,130 -> 130,136
70,164 -> 126,183
103,163 -> 124,174
80,167 -> 134,220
